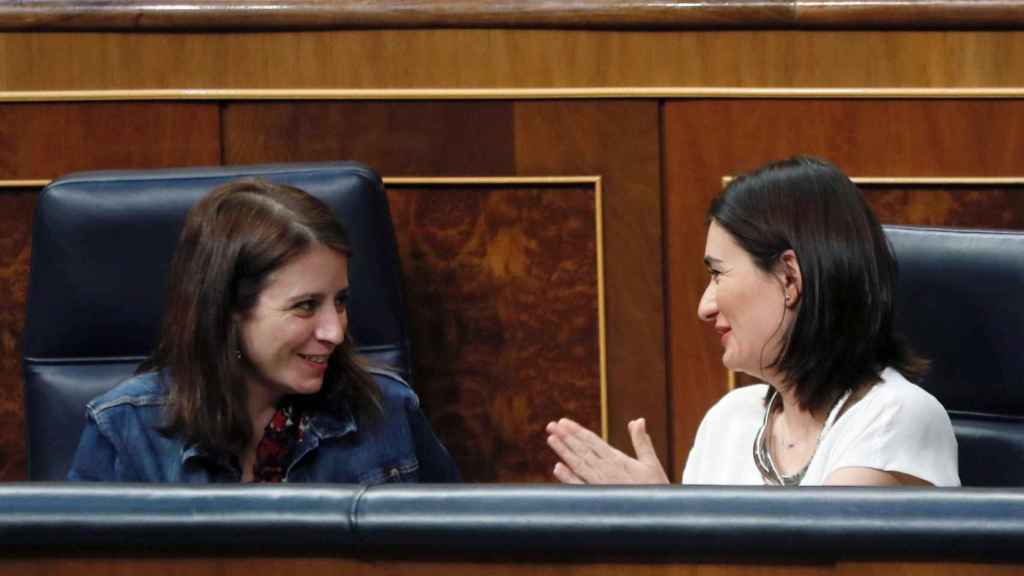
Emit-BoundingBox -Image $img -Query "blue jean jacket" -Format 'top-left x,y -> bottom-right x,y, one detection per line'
67,369 -> 460,483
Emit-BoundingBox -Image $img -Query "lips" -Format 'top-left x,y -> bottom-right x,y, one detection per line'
298,353 -> 329,365
716,327 -> 731,346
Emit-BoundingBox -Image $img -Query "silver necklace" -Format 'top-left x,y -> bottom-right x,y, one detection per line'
753,389 -> 850,486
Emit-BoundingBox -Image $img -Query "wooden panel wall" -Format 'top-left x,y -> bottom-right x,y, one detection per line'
386,182 -> 602,482
663,99 -> 1024,475
1,22 -> 1023,484
4,31 -> 1024,91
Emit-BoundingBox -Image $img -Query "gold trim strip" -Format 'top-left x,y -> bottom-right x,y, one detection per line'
0,179 -> 50,188
385,175 -> 609,441
4,87 -> 1024,102
724,176 -> 1024,187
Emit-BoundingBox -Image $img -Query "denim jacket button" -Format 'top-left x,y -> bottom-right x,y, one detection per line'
389,467 -> 401,480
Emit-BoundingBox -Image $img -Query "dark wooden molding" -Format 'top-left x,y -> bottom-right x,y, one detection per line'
3,1 -> 1024,31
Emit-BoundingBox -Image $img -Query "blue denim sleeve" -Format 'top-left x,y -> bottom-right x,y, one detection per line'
66,416 -> 122,481
409,404 -> 461,482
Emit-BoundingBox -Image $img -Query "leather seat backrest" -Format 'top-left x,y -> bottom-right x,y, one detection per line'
886,225 -> 1024,486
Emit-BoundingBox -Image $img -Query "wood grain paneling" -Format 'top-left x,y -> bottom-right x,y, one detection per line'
3,1 -> 1024,30
224,100 -> 667,481
4,30 -> 1024,92
0,102 -> 221,179
0,189 -> 35,481
387,182 -> 601,482
222,102 -> 515,175
663,99 -> 1024,477
511,100 -> 668,473
866,185 -> 1024,229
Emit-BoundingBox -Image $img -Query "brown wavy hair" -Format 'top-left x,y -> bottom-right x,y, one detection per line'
139,179 -> 380,457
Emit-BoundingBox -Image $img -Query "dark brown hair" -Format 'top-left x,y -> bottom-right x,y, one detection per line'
708,156 -> 925,414
140,179 -> 380,457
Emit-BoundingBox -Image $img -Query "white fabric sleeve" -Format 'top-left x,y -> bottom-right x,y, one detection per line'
823,390 -> 960,486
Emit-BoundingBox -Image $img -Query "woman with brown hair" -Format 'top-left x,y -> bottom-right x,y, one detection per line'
68,179 -> 459,483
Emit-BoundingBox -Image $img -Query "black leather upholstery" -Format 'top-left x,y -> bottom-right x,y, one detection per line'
886,225 -> 1024,486
22,163 -> 409,481
2,484 -> 1023,560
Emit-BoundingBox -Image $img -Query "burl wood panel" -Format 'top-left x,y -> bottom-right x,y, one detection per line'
0,102 -> 220,479
866,186 -> 1024,229
387,184 -> 600,482
663,99 -> 1024,476
223,100 -> 667,481
511,101 -> 668,474
0,102 -> 221,179
0,189 -> 35,481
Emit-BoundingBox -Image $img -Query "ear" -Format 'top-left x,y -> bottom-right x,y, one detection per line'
776,249 -> 802,308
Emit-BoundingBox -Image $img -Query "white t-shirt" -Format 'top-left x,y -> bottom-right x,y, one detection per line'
681,368 -> 960,486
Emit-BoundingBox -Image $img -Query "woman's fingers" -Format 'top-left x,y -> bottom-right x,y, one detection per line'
627,418 -> 659,465
627,418 -> 670,483
553,462 -> 584,484
555,418 -> 620,460
546,430 -> 598,482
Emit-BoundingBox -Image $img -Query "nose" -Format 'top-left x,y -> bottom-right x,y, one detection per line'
315,306 -> 347,346
697,280 -> 717,323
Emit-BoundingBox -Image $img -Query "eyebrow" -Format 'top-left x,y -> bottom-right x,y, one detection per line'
703,256 -> 723,267
287,287 -> 349,303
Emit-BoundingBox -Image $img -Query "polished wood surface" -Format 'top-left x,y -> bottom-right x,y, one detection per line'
663,99 -> 1024,475
0,102 -> 221,179
0,558 -> 1016,576
4,30 -> 1024,92
387,182 -> 602,482
510,101 -> 668,465
3,1 -> 1024,30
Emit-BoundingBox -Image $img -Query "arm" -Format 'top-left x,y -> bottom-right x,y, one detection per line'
66,415 -> 121,481
825,467 -> 931,486
408,403 -> 461,482
545,417 -> 669,484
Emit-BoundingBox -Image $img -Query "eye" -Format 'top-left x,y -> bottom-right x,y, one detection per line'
335,290 -> 350,312
707,268 -> 722,283
294,299 -> 319,315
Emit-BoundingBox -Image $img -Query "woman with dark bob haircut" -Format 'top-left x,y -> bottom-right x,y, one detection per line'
68,179 -> 460,483
547,156 -> 959,486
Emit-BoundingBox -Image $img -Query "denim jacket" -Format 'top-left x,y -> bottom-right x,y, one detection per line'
67,368 -> 460,483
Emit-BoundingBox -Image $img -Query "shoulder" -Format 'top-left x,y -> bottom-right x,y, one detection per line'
699,383 -> 769,433
366,367 -> 421,410
87,371 -> 169,416
706,384 -> 769,419
858,368 -> 949,424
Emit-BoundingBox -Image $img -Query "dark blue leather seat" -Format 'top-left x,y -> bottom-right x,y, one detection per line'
886,225 -> 1024,486
22,163 -> 409,481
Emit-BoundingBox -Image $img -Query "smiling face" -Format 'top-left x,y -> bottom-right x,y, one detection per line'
697,220 -> 794,380
237,242 -> 350,407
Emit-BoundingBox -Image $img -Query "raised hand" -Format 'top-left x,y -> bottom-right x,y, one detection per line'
545,417 -> 670,484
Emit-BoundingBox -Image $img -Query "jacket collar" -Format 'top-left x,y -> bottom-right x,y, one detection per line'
179,396 -> 358,466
